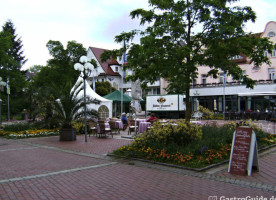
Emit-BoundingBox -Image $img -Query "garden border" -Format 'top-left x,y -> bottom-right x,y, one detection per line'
107,144 -> 276,172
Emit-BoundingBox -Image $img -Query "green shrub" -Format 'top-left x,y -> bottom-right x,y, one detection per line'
3,121 -> 46,132
198,105 -> 214,119
133,120 -> 202,148
213,113 -> 224,120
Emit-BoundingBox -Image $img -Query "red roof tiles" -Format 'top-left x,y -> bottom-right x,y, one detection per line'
89,47 -> 121,76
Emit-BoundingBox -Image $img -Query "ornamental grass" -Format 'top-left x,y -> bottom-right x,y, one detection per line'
113,120 -> 276,168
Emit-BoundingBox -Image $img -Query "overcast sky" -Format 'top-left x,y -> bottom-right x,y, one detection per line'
0,0 -> 275,70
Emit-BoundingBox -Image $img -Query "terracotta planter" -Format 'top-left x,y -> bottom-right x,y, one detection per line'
59,128 -> 76,141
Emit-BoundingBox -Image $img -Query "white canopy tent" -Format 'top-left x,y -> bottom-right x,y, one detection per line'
73,76 -> 113,118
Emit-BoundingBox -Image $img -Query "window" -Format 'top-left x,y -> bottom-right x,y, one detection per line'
102,78 -> 104,82
202,74 -> 207,85
230,55 -> 243,60
98,105 -> 109,119
153,88 -> 160,95
219,73 -> 224,83
115,66 -> 119,72
269,68 -> 275,80
264,51 -> 268,57
271,50 -> 276,57
268,31 -> 276,37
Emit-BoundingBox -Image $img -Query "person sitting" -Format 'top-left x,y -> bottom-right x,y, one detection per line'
121,113 -> 128,130
146,113 -> 158,123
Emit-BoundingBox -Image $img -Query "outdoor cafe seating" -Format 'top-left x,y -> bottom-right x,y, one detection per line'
97,121 -> 114,138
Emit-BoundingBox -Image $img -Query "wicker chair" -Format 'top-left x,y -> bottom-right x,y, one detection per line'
109,120 -> 120,134
98,122 -> 114,138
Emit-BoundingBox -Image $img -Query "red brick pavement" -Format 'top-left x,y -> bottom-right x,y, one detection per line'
213,148 -> 276,186
0,136 -> 275,200
24,135 -> 132,155
0,139 -> 108,180
0,163 -> 274,200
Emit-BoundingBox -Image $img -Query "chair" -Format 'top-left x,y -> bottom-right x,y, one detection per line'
128,119 -> 138,135
98,122 -> 114,138
191,112 -> 203,120
109,120 -> 120,134
88,121 -> 97,137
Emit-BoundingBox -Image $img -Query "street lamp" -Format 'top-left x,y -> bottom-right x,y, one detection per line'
74,56 -> 95,142
0,77 -> 7,125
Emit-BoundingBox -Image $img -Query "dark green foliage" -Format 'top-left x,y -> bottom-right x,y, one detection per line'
50,81 -> 98,128
3,121 -> 46,132
2,20 -> 27,68
0,20 -> 28,118
95,81 -> 116,96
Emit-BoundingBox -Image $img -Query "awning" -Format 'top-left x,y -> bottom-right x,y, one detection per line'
238,92 -> 276,96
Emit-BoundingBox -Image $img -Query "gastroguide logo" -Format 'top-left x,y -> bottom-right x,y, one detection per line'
208,196 -> 275,200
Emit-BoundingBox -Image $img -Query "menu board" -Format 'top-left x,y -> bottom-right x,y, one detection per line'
228,127 -> 253,175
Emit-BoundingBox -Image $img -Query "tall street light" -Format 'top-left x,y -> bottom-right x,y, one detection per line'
0,77 -> 7,125
74,56 -> 95,142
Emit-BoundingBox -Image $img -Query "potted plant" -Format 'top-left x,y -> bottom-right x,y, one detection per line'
52,81 -> 98,141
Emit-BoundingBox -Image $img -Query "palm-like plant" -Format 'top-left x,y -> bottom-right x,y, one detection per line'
51,81 -> 98,140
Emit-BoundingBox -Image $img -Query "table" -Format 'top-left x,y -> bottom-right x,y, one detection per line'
139,122 -> 152,133
115,120 -> 123,129
136,119 -> 146,123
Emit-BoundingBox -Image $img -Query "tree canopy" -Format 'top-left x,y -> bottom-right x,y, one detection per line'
33,40 -> 87,89
0,20 -> 28,118
101,0 -> 275,121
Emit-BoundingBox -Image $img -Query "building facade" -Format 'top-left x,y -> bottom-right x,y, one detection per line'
86,46 -> 163,96
189,21 -> 276,115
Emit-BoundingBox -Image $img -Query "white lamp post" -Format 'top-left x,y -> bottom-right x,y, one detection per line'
74,56 -> 95,142
0,77 -> 7,125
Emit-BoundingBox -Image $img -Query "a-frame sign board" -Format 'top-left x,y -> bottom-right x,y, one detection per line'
228,126 -> 259,176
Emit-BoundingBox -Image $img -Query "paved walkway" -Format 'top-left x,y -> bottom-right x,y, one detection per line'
0,130 -> 275,199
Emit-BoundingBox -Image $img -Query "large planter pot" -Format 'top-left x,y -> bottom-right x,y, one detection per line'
59,128 -> 76,141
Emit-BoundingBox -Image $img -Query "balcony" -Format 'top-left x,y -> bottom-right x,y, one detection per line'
190,79 -> 275,88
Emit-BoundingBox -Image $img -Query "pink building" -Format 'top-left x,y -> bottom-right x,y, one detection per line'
187,21 -> 276,117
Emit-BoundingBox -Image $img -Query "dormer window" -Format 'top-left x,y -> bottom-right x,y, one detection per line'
229,55 -> 243,60
268,31 -> 276,37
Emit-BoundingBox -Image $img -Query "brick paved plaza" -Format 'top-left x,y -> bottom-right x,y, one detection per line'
0,134 -> 275,200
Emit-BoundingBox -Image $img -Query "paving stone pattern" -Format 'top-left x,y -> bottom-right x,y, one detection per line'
0,134 -> 275,200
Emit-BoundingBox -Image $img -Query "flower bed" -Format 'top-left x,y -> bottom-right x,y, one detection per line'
0,129 -> 59,139
113,120 -> 276,169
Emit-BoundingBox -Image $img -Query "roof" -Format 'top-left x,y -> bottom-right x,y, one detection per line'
103,90 -> 132,103
89,47 -> 121,76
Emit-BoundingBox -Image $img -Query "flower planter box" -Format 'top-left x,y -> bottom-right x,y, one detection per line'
59,128 -> 76,141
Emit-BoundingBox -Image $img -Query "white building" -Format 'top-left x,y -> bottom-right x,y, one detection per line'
87,46 -> 163,95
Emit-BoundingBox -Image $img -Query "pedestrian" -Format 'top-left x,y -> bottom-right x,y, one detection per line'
146,113 -> 158,123
121,113 -> 128,130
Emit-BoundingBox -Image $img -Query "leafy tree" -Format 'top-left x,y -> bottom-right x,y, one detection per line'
2,20 -> 27,69
33,40 -> 87,89
95,81 -> 116,96
101,0 -> 275,121
28,65 -> 44,74
0,20 -> 28,118
0,30 -> 12,67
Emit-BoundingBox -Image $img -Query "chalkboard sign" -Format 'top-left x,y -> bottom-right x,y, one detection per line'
228,126 -> 259,176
